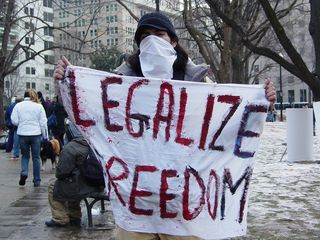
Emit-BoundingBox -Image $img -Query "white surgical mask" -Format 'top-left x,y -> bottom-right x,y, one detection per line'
139,35 -> 177,79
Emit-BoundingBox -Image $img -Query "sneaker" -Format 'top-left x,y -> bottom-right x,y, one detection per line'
19,175 -> 27,186
45,219 -> 67,227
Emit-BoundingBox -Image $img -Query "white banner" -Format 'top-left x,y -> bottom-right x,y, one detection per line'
59,66 -> 268,239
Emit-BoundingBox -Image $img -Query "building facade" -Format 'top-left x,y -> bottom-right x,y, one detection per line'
53,0 -> 182,67
1,0 -> 55,105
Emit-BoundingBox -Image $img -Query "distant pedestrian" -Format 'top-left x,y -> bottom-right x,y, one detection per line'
48,96 -> 68,145
11,89 -> 48,187
5,97 -> 17,153
266,106 -> 277,122
11,97 -> 23,159
38,91 -> 48,116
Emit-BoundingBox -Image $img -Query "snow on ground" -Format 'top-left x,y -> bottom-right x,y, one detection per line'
238,122 -> 320,239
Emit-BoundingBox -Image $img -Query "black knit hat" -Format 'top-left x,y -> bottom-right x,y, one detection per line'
134,12 -> 178,45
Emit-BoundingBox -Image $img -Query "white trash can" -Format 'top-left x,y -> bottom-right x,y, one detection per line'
313,101 -> 320,133
286,108 -> 313,162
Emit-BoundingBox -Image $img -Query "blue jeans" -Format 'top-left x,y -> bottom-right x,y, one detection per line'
19,135 -> 41,184
13,130 -> 20,157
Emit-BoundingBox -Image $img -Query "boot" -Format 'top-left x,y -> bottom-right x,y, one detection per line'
19,175 -> 28,186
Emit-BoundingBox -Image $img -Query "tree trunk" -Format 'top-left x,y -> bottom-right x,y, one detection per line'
231,29 -> 247,84
0,0 -> 15,129
309,0 -> 320,87
218,23 -> 232,83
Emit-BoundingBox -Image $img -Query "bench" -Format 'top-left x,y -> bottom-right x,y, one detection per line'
82,191 -> 110,228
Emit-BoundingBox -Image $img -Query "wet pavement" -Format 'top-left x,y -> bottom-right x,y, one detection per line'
0,150 -> 116,240
0,122 -> 319,239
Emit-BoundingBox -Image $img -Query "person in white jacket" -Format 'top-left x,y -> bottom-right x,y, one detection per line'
11,89 -> 48,187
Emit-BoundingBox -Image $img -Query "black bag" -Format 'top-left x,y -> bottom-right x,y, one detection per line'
80,148 -> 105,187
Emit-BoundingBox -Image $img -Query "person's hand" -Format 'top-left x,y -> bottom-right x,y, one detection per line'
53,56 -> 71,81
264,79 -> 276,105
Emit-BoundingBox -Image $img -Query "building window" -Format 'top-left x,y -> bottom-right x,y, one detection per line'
44,27 -> 53,36
45,83 -> 50,90
44,55 -> 54,64
276,90 -> 282,103
25,37 -> 35,45
45,69 -> 54,77
24,7 -> 34,16
288,90 -> 295,103
106,15 -> 118,23
26,67 -> 36,75
43,0 -> 53,8
140,10 -> 147,17
25,51 -> 35,60
26,82 -> 31,89
32,82 -> 36,89
300,89 -> 307,102
43,12 -> 54,22
44,41 -> 53,49
25,22 -> 35,31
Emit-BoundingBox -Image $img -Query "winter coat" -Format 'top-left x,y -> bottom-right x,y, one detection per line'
53,137 -> 104,201
11,98 -> 48,138
48,101 -> 68,136
5,103 -> 16,129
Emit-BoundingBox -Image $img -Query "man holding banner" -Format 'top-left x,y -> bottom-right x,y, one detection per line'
54,12 -> 276,240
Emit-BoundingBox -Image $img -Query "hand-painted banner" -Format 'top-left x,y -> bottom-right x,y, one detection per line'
59,66 -> 268,239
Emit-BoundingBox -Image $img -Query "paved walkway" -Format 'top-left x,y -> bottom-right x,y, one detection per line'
0,150 -> 116,240
0,122 -> 319,239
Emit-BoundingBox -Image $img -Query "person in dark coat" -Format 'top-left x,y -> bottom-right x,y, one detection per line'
5,98 -> 16,152
37,91 -> 48,116
45,137 -> 104,227
48,96 -> 68,145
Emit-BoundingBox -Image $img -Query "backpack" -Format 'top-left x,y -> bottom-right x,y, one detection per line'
80,148 -> 105,187
47,113 -> 57,127
47,102 -> 58,128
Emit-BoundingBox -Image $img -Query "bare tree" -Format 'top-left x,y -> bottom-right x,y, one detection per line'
0,0 -> 106,128
114,0 -> 288,84
206,0 -> 320,100
182,0 -> 298,84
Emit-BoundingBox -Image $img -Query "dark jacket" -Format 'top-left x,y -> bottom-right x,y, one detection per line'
5,103 -> 16,129
48,101 -> 68,135
53,137 -> 104,201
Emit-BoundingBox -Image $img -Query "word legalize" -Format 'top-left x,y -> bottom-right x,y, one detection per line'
59,66 -> 269,239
